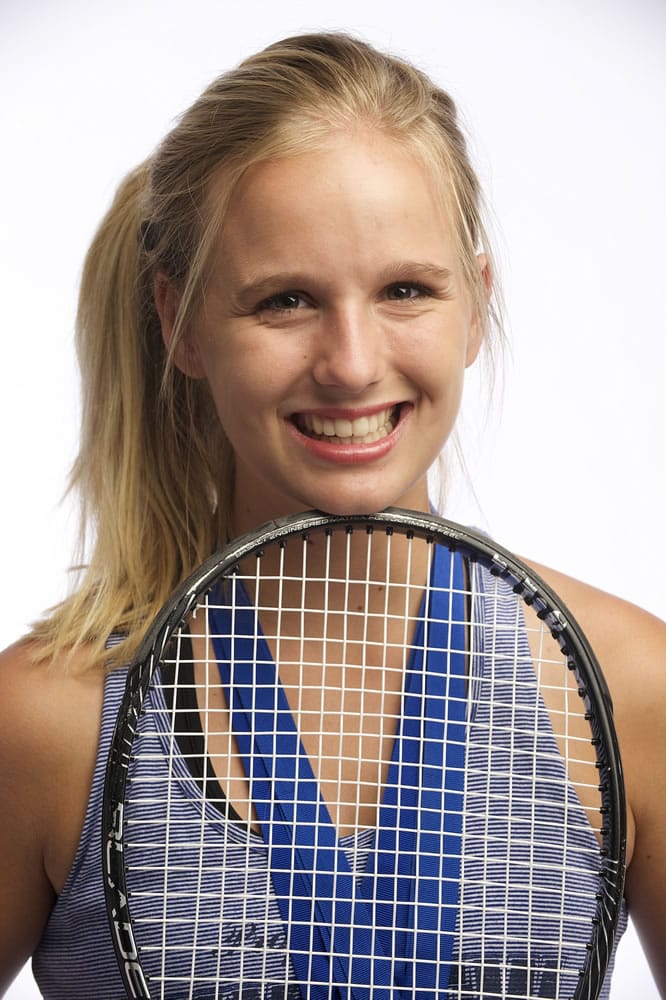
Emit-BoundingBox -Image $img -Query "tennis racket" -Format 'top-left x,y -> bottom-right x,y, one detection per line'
103,508 -> 626,1000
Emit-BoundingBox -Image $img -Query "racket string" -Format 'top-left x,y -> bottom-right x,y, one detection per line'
115,526 -> 618,999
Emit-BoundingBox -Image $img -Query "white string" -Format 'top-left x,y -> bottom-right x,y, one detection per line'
120,526 -> 611,998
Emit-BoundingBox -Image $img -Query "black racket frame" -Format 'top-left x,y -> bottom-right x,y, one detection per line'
103,508 -> 627,1000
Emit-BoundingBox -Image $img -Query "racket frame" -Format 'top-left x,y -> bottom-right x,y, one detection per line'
103,507 -> 627,1000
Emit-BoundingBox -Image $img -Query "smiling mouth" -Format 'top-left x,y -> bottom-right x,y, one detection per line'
294,405 -> 400,444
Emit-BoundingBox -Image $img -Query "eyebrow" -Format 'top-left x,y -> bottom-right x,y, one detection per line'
378,261 -> 454,285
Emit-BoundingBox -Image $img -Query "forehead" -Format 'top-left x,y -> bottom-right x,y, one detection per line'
210,132 -> 457,273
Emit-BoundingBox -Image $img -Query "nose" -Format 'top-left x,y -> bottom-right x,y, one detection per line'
311,305 -> 386,392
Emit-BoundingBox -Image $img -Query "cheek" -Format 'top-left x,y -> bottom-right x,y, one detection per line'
407,316 -> 473,383
201,346 -> 294,436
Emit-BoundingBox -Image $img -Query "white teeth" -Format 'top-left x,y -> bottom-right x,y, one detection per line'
298,407 -> 398,443
334,418 -> 353,437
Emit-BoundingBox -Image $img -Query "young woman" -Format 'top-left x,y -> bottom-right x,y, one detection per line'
0,32 -> 664,999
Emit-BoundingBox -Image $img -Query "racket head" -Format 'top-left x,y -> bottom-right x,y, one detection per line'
103,508 -> 626,1000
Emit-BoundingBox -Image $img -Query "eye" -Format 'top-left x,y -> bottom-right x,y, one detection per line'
256,291 -> 310,313
384,282 -> 431,301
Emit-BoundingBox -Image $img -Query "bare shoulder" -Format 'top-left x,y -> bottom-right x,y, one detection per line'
525,560 -> 666,730
0,639 -> 106,990
0,638 -> 106,789
527,560 -> 666,990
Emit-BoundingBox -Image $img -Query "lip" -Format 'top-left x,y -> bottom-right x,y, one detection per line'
287,402 -> 411,465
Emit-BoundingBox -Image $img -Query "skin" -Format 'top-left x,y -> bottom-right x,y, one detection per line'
0,132 -> 664,994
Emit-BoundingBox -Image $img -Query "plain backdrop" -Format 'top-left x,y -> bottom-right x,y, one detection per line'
1,0 -> 664,996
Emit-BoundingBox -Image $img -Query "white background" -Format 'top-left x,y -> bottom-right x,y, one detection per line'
1,0 -> 664,996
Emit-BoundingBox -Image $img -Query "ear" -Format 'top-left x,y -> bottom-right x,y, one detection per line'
154,273 -> 206,379
465,253 -> 492,367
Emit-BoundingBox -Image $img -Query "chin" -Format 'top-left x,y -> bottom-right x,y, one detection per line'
315,500 -> 386,517
307,487 -> 427,519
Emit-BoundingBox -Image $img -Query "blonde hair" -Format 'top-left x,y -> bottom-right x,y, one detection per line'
32,31 -> 502,670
